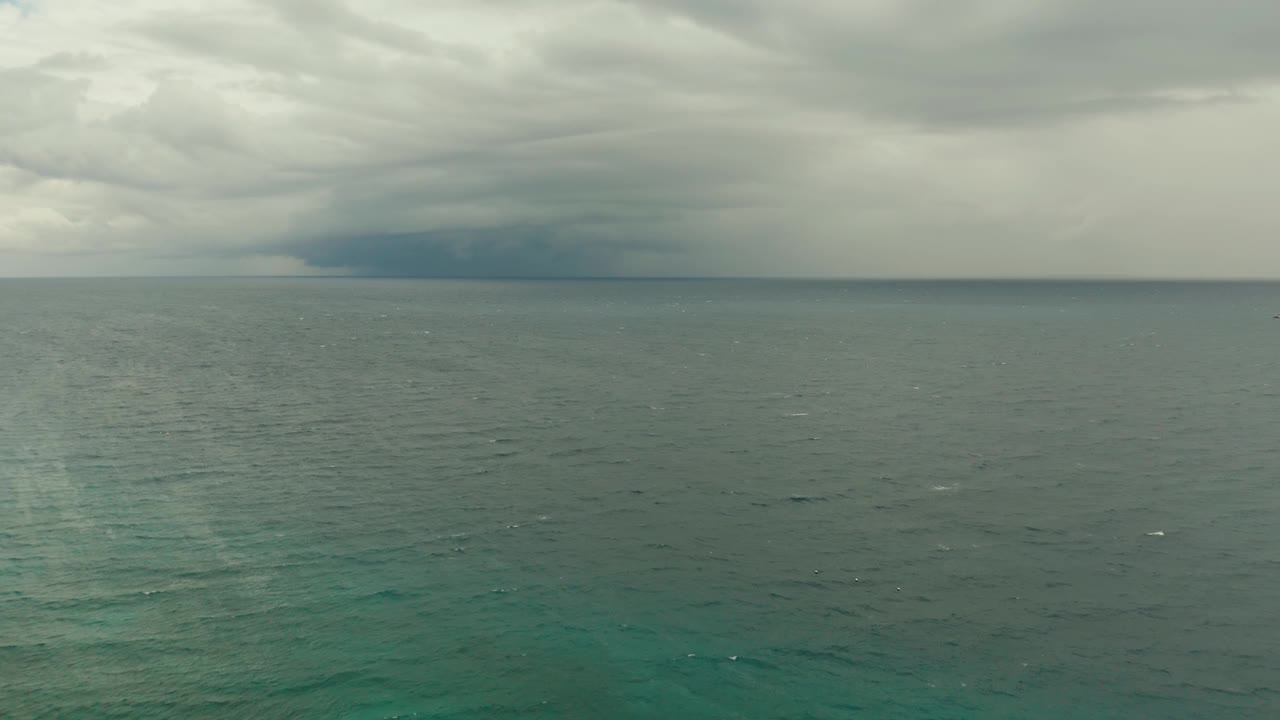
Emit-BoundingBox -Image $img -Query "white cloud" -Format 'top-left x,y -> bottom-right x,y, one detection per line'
2,0 -> 1280,277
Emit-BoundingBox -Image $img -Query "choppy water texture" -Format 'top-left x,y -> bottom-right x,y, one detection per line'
2,279 -> 1279,719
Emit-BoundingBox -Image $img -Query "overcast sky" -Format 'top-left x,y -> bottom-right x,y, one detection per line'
2,0 -> 1279,278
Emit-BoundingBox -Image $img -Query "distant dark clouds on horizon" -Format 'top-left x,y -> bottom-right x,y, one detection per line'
3,0 -> 1280,277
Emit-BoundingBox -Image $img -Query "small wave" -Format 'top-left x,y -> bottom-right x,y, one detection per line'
788,495 -> 828,502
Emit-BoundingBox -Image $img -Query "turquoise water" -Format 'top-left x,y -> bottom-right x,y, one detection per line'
2,279 -> 1278,719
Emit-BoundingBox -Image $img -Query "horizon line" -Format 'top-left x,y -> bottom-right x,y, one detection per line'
4,274 -> 1280,283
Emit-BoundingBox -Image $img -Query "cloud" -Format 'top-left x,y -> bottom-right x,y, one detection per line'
624,1 -> 1280,124
35,51 -> 109,71
291,226 -> 673,277
2,0 -> 1280,277
0,67 -> 87,134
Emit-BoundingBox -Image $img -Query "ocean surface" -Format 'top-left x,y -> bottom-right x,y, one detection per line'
2,278 -> 1278,719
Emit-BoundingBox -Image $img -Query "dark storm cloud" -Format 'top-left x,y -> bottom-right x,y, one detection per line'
291,226 -> 675,277
4,0 -> 1280,277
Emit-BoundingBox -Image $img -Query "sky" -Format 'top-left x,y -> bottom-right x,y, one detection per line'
2,0 -> 1280,278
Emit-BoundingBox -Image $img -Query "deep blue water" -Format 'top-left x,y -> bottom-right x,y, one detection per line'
2,279 -> 1278,719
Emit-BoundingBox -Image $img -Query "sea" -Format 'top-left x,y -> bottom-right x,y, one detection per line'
2,278 -> 1278,719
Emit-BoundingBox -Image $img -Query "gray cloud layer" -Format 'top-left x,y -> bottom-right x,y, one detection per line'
3,0 -> 1280,277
